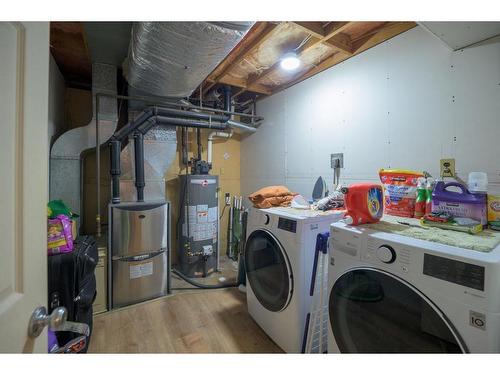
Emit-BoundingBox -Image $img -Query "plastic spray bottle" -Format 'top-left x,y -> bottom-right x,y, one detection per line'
425,178 -> 434,216
414,177 -> 426,219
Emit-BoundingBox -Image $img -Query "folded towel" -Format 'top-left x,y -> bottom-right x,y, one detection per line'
249,186 -> 297,208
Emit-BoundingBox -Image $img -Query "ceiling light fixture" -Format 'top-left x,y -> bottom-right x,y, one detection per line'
280,52 -> 300,71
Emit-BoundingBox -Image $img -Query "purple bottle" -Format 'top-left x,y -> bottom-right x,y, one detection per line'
431,181 -> 487,226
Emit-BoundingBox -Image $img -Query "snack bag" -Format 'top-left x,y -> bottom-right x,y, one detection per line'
47,214 -> 74,255
379,169 -> 424,218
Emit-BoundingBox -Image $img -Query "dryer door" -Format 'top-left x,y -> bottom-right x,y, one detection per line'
245,229 -> 293,312
329,268 -> 465,353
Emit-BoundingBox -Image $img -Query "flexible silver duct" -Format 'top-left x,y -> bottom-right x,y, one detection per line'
123,22 -> 253,98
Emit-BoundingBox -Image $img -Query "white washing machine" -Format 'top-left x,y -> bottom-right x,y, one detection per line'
327,221 -> 500,353
245,207 -> 343,353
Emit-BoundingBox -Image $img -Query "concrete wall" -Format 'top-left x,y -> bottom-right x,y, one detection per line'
241,26 -> 500,200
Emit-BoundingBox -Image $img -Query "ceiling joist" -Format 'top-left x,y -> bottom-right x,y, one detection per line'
274,22 -> 417,94
201,22 -> 278,95
199,21 -> 417,102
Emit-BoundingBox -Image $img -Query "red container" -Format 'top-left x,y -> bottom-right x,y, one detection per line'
342,183 -> 384,225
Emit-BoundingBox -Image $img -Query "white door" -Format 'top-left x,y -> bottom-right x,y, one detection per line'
0,22 -> 50,353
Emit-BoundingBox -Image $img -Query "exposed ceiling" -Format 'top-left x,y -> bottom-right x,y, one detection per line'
50,22 -> 92,87
199,21 -> 417,102
50,21 -> 416,101
50,22 -> 132,88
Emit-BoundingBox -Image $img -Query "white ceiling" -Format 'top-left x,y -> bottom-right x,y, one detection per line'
419,22 -> 500,50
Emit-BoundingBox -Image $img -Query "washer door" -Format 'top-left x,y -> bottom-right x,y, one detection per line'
329,268 -> 465,353
245,229 -> 293,312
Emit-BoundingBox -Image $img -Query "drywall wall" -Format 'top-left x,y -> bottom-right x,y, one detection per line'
241,26 -> 500,200
48,55 -> 65,150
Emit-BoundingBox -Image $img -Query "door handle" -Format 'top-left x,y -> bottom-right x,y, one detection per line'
28,306 -> 67,338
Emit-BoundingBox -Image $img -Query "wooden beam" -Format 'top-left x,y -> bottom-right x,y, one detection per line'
218,75 -> 272,95
323,21 -> 351,37
351,22 -> 414,54
325,34 -> 353,55
272,22 -> 417,94
201,22 -> 278,95
292,22 -> 325,39
245,21 -> 354,91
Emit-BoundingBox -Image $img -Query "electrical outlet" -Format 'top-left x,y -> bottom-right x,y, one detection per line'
225,193 -> 231,206
331,153 -> 344,169
440,158 -> 456,178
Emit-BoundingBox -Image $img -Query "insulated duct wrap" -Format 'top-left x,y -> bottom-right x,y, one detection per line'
123,22 -> 254,98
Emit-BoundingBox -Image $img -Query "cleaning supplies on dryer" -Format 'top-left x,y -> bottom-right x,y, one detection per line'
341,183 -> 383,225
420,212 -> 483,234
487,194 -> 500,230
431,181 -> 487,226
468,172 -> 500,230
379,169 -> 424,218
414,177 -> 427,219
425,178 -> 434,216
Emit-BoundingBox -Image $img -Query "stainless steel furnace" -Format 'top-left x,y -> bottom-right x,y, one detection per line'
108,201 -> 170,309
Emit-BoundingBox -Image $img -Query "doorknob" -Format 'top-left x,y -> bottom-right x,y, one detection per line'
28,306 -> 67,338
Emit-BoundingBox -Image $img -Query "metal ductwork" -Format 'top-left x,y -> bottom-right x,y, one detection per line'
119,122 -> 177,202
50,63 -> 118,229
123,22 -> 254,98
108,105 -> 231,204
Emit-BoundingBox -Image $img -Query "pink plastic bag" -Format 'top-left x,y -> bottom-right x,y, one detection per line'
47,214 -> 74,255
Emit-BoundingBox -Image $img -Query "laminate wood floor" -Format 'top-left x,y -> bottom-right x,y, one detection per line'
88,288 -> 283,353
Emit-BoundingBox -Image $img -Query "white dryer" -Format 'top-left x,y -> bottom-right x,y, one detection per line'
245,207 -> 343,353
327,221 -> 500,353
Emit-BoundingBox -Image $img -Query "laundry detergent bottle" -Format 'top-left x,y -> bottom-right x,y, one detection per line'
432,181 -> 487,226
341,183 -> 384,225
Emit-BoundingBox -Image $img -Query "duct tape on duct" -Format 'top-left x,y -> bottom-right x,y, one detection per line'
120,125 -> 177,202
123,22 -> 253,98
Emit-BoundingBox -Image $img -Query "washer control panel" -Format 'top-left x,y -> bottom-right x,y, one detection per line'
366,237 -> 411,273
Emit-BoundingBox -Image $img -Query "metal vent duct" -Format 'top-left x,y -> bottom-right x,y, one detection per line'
50,63 -> 118,228
123,22 -> 253,98
119,119 -> 177,202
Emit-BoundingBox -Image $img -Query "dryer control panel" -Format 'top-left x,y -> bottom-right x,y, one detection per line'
423,253 -> 485,291
366,237 -> 411,274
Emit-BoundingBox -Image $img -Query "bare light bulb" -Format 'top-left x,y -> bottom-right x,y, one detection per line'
280,52 -> 300,71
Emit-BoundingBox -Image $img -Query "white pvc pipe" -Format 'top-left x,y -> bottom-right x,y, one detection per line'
207,131 -> 232,165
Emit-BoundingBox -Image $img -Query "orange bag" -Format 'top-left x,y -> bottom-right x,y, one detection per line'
379,169 -> 424,218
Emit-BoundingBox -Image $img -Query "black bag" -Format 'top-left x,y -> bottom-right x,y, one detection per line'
48,235 -> 98,353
